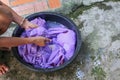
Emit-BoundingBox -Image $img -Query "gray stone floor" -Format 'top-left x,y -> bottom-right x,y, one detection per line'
0,0 -> 120,80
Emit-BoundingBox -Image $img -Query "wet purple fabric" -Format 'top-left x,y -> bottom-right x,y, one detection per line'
18,17 -> 76,68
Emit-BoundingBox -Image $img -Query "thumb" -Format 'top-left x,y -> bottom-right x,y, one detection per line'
44,38 -> 51,43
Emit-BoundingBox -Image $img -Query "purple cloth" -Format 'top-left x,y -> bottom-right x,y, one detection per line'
18,17 -> 76,68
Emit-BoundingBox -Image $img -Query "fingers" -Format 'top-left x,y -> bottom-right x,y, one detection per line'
44,38 -> 51,45
38,37 -> 51,46
45,38 -> 51,42
25,24 -> 38,30
30,23 -> 38,28
0,65 -> 8,75
32,36 -> 51,46
24,21 -> 38,30
24,26 -> 29,30
1,65 -> 8,71
1,68 -> 6,74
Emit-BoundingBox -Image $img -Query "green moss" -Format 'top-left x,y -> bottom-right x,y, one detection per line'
94,2 -> 112,10
68,4 -> 92,19
90,56 -> 96,61
68,2 -> 113,19
91,66 -> 106,80
112,33 -> 120,41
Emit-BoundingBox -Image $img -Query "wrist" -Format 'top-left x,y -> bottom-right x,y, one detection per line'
13,15 -> 24,25
20,18 -> 26,26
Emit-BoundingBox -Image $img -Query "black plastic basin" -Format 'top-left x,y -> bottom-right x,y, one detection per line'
12,12 -> 82,72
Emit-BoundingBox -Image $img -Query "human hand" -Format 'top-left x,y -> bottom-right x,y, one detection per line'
30,36 -> 51,46
21,19 -> 38,29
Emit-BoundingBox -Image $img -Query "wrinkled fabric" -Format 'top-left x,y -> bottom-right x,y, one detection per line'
18,17 -> 76,68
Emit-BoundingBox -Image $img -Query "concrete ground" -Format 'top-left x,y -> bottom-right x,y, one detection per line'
0,0 -> 120,80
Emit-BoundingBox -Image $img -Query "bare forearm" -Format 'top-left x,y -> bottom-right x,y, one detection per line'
0,1 -> 23,25
0,37 -> 33,47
